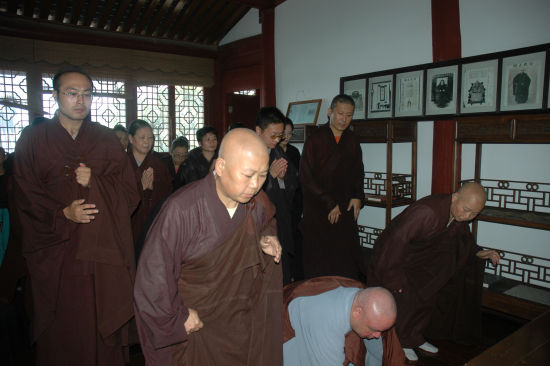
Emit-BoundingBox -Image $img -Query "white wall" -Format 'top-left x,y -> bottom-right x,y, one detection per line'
221,0 -> 550,263
219,9 -> 261,46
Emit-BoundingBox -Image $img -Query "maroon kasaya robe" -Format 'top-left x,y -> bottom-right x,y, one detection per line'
367,194 -> 482,348
300,123 -> 365,280
128,149 -> 172,246
283,276 -> 406,366
134,174 -> 283,366
13,118 -> 139,364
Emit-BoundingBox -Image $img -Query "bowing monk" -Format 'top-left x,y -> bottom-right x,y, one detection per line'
13,67 -> 139,365
367,182 -> 500,361
134,128 -> 283,365
283,276 -> 405,366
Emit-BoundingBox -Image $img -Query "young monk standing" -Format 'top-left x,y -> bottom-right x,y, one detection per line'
14,67 -> 139,365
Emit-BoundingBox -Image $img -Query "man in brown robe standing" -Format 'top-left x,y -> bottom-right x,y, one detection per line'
300,94 -> 365,280
13,67 -> 139,365
367,182 -> 500,361
134,128 -> 283,365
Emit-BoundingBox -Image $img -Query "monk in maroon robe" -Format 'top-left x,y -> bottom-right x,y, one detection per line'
300,94 -> 365,280
126,119 -> 172,258
13,68 -> 139,365
134,128 -> 283,366
367,182 -> 500,361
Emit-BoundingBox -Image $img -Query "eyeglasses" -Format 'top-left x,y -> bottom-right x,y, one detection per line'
270,134 -> 285,140
62,92 -> 93,101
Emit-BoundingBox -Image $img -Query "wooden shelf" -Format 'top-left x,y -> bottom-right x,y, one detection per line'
478,207 -> 550,230
482,275 -> 550,320
364,196 -> 414,208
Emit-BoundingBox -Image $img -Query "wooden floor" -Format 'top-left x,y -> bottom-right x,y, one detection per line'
124,311 -> 526,366
1,306 -> 526,366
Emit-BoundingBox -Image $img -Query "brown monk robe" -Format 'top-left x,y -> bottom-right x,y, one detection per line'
367,183 -> 500,354
13,71 -> 139,365
134,129 -> 283,366
127,120 -> 172,256
283,276 -> 406,366
300,95 -> 365,280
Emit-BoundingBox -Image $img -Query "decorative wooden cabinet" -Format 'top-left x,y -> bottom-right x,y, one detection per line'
453,113 -> 550,320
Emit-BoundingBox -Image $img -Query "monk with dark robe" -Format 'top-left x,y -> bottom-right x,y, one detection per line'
367,182 -> 500,361
256,107 -> 299,285
127,119 -> 172,258
13,68 -> 139,365
160,136 -> 190,191
179,125 -> 218,186
300,94 -> 365,280
134,128 -> 283,365
283,276 -> 406,366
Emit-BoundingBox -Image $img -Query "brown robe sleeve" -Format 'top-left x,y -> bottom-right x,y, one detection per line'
368,203 -> 443,292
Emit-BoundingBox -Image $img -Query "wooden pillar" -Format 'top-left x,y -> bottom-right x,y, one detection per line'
259,7 -> 276,107
431,0 -> 461,194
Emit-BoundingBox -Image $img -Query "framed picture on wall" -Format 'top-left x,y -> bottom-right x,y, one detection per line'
367,74 -> 393,119
286,99 -> 323,125
395,69 -> 424,117
460,59 -> 499,114
426,64 -> 458,115
343,78 -> 366,119
500,51 -> 546,111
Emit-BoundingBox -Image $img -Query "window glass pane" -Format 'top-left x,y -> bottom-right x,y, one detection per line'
0,70 -> 29,153
137,85 -> 170,152
175,86 -> 204,150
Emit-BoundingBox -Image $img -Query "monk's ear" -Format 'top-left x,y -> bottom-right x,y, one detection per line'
53,90 -> 59,103
255,126 -> 262,136
215,157 -> 225,176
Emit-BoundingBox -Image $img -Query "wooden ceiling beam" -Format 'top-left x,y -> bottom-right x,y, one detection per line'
223,0 -> 274,9
146,0 -> 175,37
176,0 -> 211,41
0,13 -> 218,58
123,0 -> 145,33
186,0 -> 227,43
55,0 -> 69,23
166,0 -> 201,39
154,0 -> 186,37
97,0 -> 117,29
69,0 -> 84,24
39,0 -> 52,19
23,0 -> 36,18
83,0 -> 100,27
109,0 -> 130,31
207,4 -> 248,45
134,0 -> 161,35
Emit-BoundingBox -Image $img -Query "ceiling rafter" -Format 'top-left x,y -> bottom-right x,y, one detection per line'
134,0 -> 161,35
154,0 -> 186,37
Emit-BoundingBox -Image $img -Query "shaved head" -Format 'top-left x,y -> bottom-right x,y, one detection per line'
214,129 -> 269,208
451,182 -> 486,222
351,287 -> 396,339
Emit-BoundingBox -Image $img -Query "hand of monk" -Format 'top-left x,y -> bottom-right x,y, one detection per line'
141,167 -> 154,190
269,158 -> 287,179
75,163 -> 92,188
63,199 -> 98,223
184,308 -> 204,334
328,205 -> 341,224
476,249 -> 500,265
347,198 -> 362,220
260,235 -> 282,263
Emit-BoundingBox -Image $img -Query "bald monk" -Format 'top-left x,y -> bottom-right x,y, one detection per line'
134,128 -> 284,365
284,283 -> 399,366
367,182 -> 500,361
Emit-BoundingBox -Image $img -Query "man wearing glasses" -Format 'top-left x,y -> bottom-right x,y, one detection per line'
14,67 -> 139,365
256,107 -> 299,285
